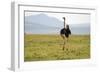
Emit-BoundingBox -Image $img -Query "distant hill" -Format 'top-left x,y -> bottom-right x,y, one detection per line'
25,13 -> 90,34
25,13 -> 63,27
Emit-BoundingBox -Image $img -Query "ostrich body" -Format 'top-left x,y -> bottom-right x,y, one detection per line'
60,25 -> 71,39
60,17 -> 71,40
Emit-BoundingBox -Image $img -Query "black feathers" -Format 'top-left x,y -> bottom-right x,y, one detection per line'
60,28 -> 71,38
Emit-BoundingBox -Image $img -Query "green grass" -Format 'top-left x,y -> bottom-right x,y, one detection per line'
24,34 -> 90,62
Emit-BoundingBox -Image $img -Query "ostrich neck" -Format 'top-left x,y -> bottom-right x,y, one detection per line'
64,19 -> 66,28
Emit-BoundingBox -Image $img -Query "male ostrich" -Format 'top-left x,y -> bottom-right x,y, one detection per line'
60,17 -> 71,50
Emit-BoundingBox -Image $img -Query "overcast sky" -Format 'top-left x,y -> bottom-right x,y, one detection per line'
25,11 -> 90,27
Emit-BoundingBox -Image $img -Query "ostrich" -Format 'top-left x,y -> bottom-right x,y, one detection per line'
60,17 -> 71,50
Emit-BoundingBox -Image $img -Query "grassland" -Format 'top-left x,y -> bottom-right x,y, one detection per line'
24,34 -> 90,62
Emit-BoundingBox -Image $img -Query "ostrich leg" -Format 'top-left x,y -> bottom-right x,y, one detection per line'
63,38 -> 66,50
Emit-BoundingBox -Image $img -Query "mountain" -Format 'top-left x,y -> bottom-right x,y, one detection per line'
25,22 -> 60,34
25,13 -> 63,28
25,13 -> 90,34
70,25 -> 90,34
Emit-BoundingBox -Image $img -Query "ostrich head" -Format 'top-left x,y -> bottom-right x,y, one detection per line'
63,17 -> 66,20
